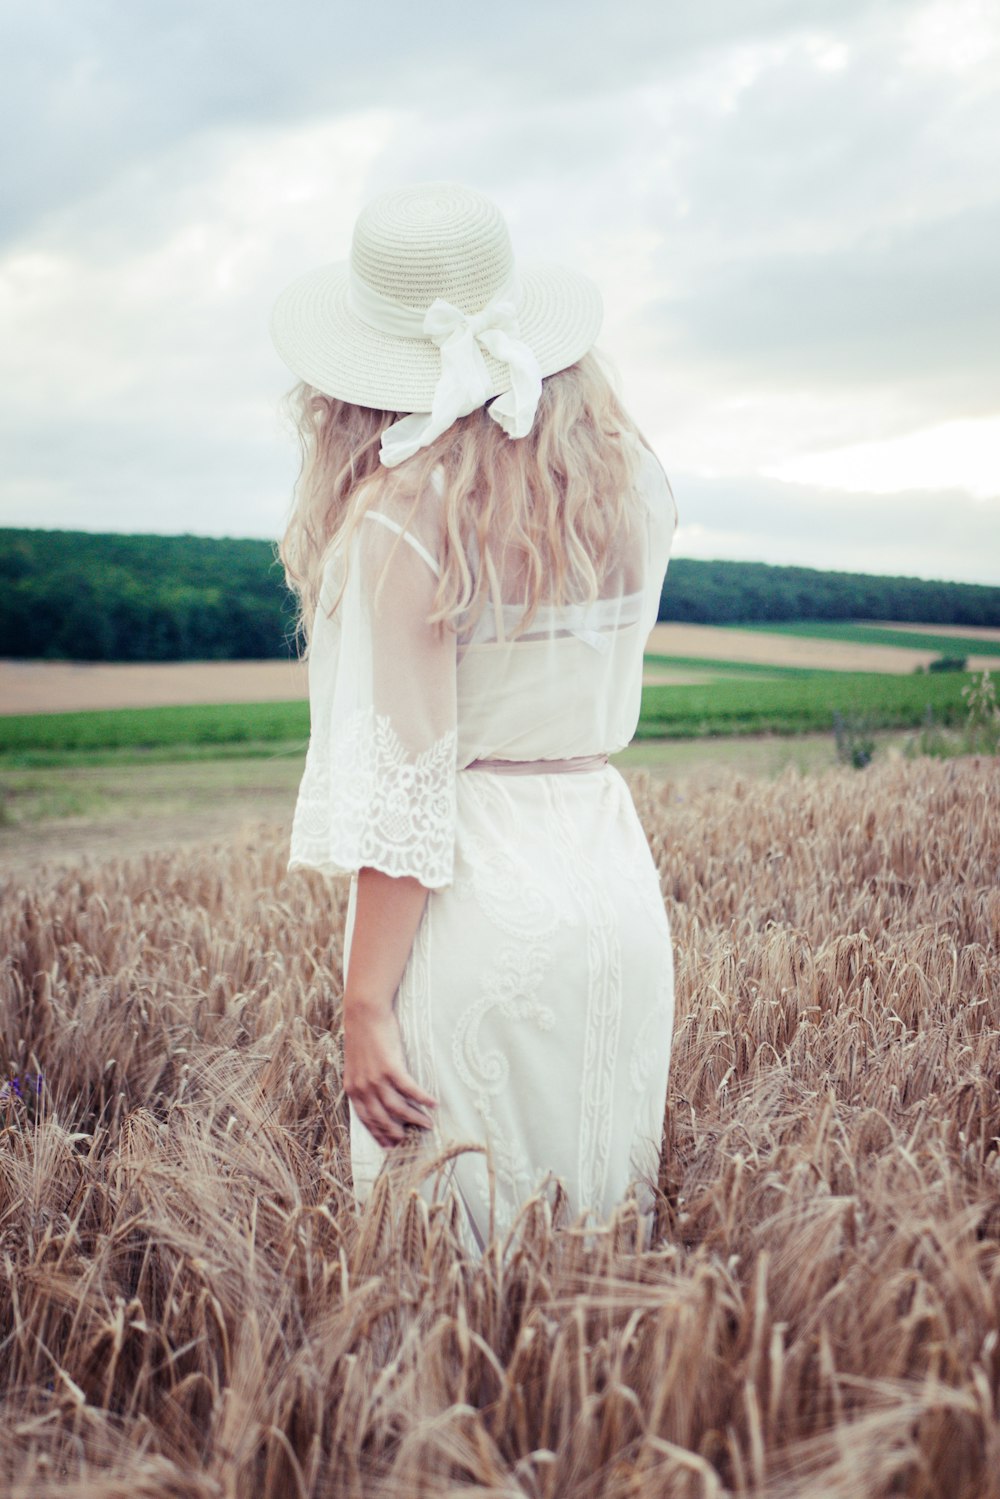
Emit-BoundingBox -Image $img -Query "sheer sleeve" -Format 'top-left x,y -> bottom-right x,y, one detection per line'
632,435 -> 678,635
287,505 -> 458,890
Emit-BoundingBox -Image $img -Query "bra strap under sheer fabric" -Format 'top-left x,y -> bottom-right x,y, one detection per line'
482,549 -> 506,645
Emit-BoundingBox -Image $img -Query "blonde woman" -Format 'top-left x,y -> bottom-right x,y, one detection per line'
272,182 -> 678,1254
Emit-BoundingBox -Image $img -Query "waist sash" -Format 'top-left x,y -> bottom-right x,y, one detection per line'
464,754 -> 609,775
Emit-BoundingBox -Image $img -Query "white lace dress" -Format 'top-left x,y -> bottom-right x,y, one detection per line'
288,435 -> 677,1252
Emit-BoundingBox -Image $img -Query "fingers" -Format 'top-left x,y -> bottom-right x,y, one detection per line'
342,1007 -> 440,1149
351,1075 -> 439,1150
357,1093 -> 405,1149
387,1067 -> 438,1118
393,1071 -> 438,1112
384,1082 -> 436,1130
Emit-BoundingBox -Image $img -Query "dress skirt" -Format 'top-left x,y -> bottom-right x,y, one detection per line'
345,763 -> 675,1254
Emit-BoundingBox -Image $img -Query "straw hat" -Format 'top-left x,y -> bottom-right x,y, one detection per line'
269,181 -> 603,466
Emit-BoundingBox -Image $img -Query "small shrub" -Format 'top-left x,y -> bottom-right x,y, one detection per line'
928,655 -> 967,672
961,669 -> 1000,755
832,710 -> 875,768
903,703 -> 960,760
904,671 -> 1000,759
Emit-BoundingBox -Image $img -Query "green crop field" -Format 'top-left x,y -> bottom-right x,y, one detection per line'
737,622 -> 1000,656
644,654 -> 820,678
0,701 -> 309,765
635,668 -> 975,739
0,669 -> 977,766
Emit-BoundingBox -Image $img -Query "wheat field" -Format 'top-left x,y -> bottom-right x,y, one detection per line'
1,753 -> 998,1497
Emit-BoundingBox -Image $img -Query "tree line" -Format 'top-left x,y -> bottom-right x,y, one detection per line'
1,527 -> 997,662
659,558 -> 1000,628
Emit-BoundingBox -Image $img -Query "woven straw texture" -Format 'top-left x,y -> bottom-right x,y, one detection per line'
270,182 -> 603,413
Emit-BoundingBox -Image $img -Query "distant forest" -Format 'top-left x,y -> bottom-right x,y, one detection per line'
1,527 -> 998,662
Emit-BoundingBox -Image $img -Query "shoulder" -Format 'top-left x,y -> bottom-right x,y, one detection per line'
355,469 -> 446,579
623,431 -> 678,531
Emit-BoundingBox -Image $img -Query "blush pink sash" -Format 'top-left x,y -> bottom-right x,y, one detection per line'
464,754 -> 609,775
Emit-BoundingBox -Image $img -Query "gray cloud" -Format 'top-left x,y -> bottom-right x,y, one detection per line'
672,473 -> 1000,586
2,0 -> 920,240
1,0 -> 997,588
655,196 -> 1000,406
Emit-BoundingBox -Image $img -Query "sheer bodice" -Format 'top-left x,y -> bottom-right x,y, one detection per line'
287,433 -> 677,889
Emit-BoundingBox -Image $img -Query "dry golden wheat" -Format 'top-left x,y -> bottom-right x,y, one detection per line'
0,753 -> 998,1497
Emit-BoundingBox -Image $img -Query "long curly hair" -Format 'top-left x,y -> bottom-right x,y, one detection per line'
276,350 -> 668,655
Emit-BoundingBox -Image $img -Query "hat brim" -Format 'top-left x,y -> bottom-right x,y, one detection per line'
269,260 -> 603,414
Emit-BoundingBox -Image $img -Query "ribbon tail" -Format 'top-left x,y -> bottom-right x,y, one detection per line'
380,325 -> 495,467
434,330 -> 495,427
379,412 -> 440,468
481,328 -> 543,439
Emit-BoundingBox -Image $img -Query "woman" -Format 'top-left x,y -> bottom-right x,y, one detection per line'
272,182 -> 678,1254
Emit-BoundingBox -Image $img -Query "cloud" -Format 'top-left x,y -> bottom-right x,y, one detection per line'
0,111 -> 400,538
1,0 -> 924,241
671,473 -> 1000,586
0,0 -> 997,588
764,416 -> 1000,499
655,197 -> 1000,404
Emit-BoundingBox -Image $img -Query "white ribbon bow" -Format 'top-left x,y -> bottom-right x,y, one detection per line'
348,271 -> 544,468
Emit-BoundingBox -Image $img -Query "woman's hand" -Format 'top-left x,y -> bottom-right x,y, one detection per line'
342,867 -> 439,1148
343,1001 -> 438,1148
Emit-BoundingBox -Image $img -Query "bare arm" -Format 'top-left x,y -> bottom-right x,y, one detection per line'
342,866 -> 439,1148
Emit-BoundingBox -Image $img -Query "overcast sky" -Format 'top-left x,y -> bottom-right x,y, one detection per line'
1,0 -> 998,584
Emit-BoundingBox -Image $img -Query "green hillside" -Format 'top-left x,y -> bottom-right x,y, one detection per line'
1,527 -> 997,663
0,529 -> 295,662
659,559 -> 1000,628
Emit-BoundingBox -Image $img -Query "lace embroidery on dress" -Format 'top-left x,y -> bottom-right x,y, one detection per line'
543,777 -> 623,1211
290,706 -> 457,889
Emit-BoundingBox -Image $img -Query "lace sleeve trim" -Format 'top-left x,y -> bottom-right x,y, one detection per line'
288,706 -> 457,889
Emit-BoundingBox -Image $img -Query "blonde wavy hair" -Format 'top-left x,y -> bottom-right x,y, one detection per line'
277,351 -> 659,655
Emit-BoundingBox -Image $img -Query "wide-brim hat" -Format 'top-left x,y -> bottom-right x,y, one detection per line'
269,181 -> 603,419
